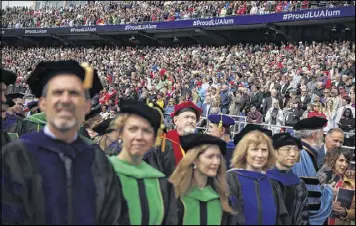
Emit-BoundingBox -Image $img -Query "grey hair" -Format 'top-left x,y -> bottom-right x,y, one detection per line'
41,83 -> 90,100
294,129 -> 323,139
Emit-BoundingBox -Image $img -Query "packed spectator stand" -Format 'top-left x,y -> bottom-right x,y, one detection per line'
1,1 -> 355,139
2,1 -> 355,29
1,1 -> 356,225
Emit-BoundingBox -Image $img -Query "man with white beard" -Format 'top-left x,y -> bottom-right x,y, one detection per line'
166,101 -> 202,165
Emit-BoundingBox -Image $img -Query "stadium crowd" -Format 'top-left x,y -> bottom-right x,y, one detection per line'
1,2 -> 356,226
2,1 -> 354,28
2,40 -> 355,144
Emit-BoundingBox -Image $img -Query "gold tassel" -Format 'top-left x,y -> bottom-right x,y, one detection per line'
81,62 -> 94,89
147,101 -> 166,151
161,133 -> 166,153
218,113 -> 223,132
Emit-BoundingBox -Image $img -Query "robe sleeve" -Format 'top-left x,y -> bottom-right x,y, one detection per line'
296,181 -> 310,225
226,171 -> 246,225
2,140 -> 45,225
161,140 -> 176,177
160,179 -> 178,225
92,148 -> 130,225
270,179 -> 292,225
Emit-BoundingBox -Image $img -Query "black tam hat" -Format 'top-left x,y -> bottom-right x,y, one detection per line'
180,133 -> 226,155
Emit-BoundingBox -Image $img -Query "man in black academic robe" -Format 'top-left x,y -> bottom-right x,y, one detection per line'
2,60 -> 128,225
267,133 -> 310,225
1,68 -> 18,146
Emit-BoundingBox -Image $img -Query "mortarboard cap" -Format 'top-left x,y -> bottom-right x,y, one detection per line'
1,68 -> 17,85
233,124 -> 272,146
119,98 -> 162,132
26,60 -> 103,98
92,118 -> 115,136
180,133 -> 227,155
170,101 -> 202,119
27,100 -> 38,109
6,92 -> 25,100
4,95 -> 15,108
208,114 -> 235,130
85,104 -> 102,121
293,116 -> 327,131
272,133 -> 303,150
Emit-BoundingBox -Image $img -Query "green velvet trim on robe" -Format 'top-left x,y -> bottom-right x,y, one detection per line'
109,157 -> 165,225
181,186 -> 223,225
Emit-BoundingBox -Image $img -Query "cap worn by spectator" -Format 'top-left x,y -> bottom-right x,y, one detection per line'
180,133 -> 226,155
293,116 -> 328,131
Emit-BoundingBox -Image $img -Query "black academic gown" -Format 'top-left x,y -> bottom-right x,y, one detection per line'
267,168 -> 310,225
227,169 -> 292,225
1,131 -> 12,148
177,179 -> 244,225
109,156 -> 178,225
105,139 -> 176,177
2,130 -> 129,225
2,113 -> 23,132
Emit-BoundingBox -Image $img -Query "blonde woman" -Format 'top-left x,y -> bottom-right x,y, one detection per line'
227,130 -> 291,225
322,98 -> 337,132
169,133 -> 243,225
109,99 -> 177,225
210,95 -> 221,114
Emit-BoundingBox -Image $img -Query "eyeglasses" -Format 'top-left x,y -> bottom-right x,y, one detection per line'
278,147 -> 300,154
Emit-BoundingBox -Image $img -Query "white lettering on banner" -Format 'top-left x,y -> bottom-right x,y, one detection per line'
193,18 -> 234,26
24,29 -> 47,34
124,24 -> 157,31
70,27 -> 97,33
283,9 -> 341,20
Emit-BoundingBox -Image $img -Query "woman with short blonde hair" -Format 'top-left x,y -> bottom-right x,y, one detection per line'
227,129 -> 291,225
169,133 -> 242,225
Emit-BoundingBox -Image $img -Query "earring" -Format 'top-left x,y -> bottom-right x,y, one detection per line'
118,139 -> 122,145
193,164 -> 196,169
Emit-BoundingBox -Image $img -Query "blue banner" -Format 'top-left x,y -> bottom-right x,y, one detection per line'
2,6 -> 354,35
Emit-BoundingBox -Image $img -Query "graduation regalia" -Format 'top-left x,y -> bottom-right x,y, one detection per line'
104,140 -> 177,177
3,112 -> 23,131
227,169 -> 291,225
291,117 -> 333,225
110,99 -> 178,224
267,132 -> 309,225
2,130 -> 128,224
207,114 -> 236,169
177,183 -> 240,225
1,60 -> 128,224
7,112 -> 96,146
267,168 -> 309,225
177,134 -> 242,225
109,157 -> 177,224
166,101 -> 202,165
